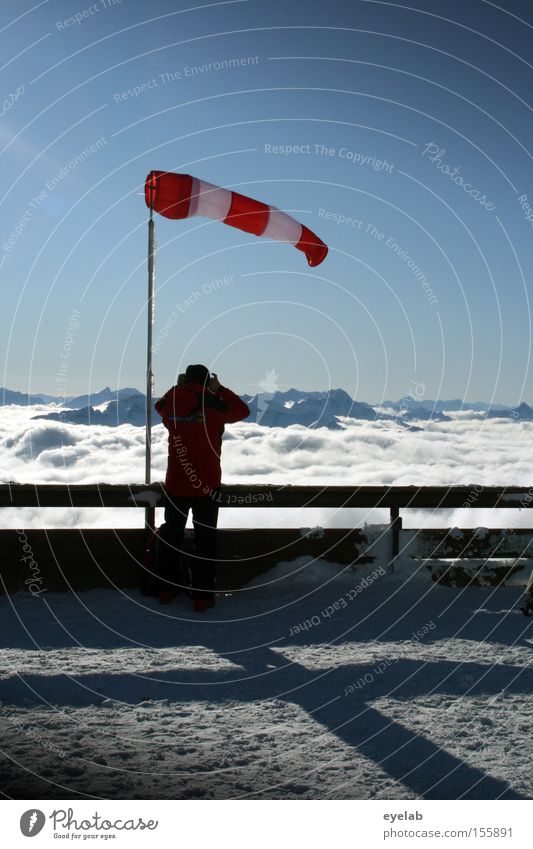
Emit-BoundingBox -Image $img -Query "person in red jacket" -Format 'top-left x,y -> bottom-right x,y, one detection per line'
155,364 -> 250,613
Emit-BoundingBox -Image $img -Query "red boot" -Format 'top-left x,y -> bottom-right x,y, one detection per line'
193,596 -> 216,613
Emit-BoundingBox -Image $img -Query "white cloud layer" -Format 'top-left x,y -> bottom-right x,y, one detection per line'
1,405 -> 533,529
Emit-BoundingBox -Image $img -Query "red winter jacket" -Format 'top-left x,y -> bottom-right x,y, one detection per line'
155,381 -> 250,497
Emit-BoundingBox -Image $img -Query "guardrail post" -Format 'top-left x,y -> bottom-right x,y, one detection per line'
390,505 -> 402,571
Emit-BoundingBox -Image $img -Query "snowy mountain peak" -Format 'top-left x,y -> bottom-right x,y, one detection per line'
1,385 -> 528,429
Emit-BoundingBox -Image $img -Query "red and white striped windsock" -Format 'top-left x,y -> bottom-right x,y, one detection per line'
145,171 -> 328,267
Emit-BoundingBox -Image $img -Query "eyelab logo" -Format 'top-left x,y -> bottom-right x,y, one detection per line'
20,809 -> 46,837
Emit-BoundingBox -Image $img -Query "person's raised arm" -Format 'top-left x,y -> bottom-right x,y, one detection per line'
155,397 -> 165,415
208,374 -> 250,423
155,391 -> 169,416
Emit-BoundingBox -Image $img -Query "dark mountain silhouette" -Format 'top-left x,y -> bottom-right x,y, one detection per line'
0,383 -> 522,428
1,389 -> 47,406
486,402 -> 533,421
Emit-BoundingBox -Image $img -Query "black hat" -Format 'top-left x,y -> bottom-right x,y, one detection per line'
185,364 -> 210,385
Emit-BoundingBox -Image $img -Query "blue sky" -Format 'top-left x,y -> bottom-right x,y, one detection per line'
1,0 -> 532,403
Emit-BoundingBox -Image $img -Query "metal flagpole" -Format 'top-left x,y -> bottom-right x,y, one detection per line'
145,184 -> 156,532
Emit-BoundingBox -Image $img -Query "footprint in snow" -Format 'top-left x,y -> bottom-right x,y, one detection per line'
62,766 -> 84,777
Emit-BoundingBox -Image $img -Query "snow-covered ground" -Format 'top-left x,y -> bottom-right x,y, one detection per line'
0,558 -> 531,800
1,405 -> 531,799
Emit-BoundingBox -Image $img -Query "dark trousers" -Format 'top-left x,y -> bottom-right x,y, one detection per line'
161,490 -> 219,599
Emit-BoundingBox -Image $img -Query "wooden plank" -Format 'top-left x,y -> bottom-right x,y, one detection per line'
2,483 -> 533,509
0,527 -> 372,594
3,526 -> 530,593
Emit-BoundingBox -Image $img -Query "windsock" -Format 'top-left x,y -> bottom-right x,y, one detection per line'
145,170 -> 328,266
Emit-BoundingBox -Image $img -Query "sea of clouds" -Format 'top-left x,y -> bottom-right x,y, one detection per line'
1,404 -> 532,530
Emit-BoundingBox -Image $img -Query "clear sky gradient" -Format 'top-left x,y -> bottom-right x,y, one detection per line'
1,0 -> 532,404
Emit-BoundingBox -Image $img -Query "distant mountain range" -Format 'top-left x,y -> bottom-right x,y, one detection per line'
379,398 -> 511,413
0,386 -> 141,408
1,386 -> 530,429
